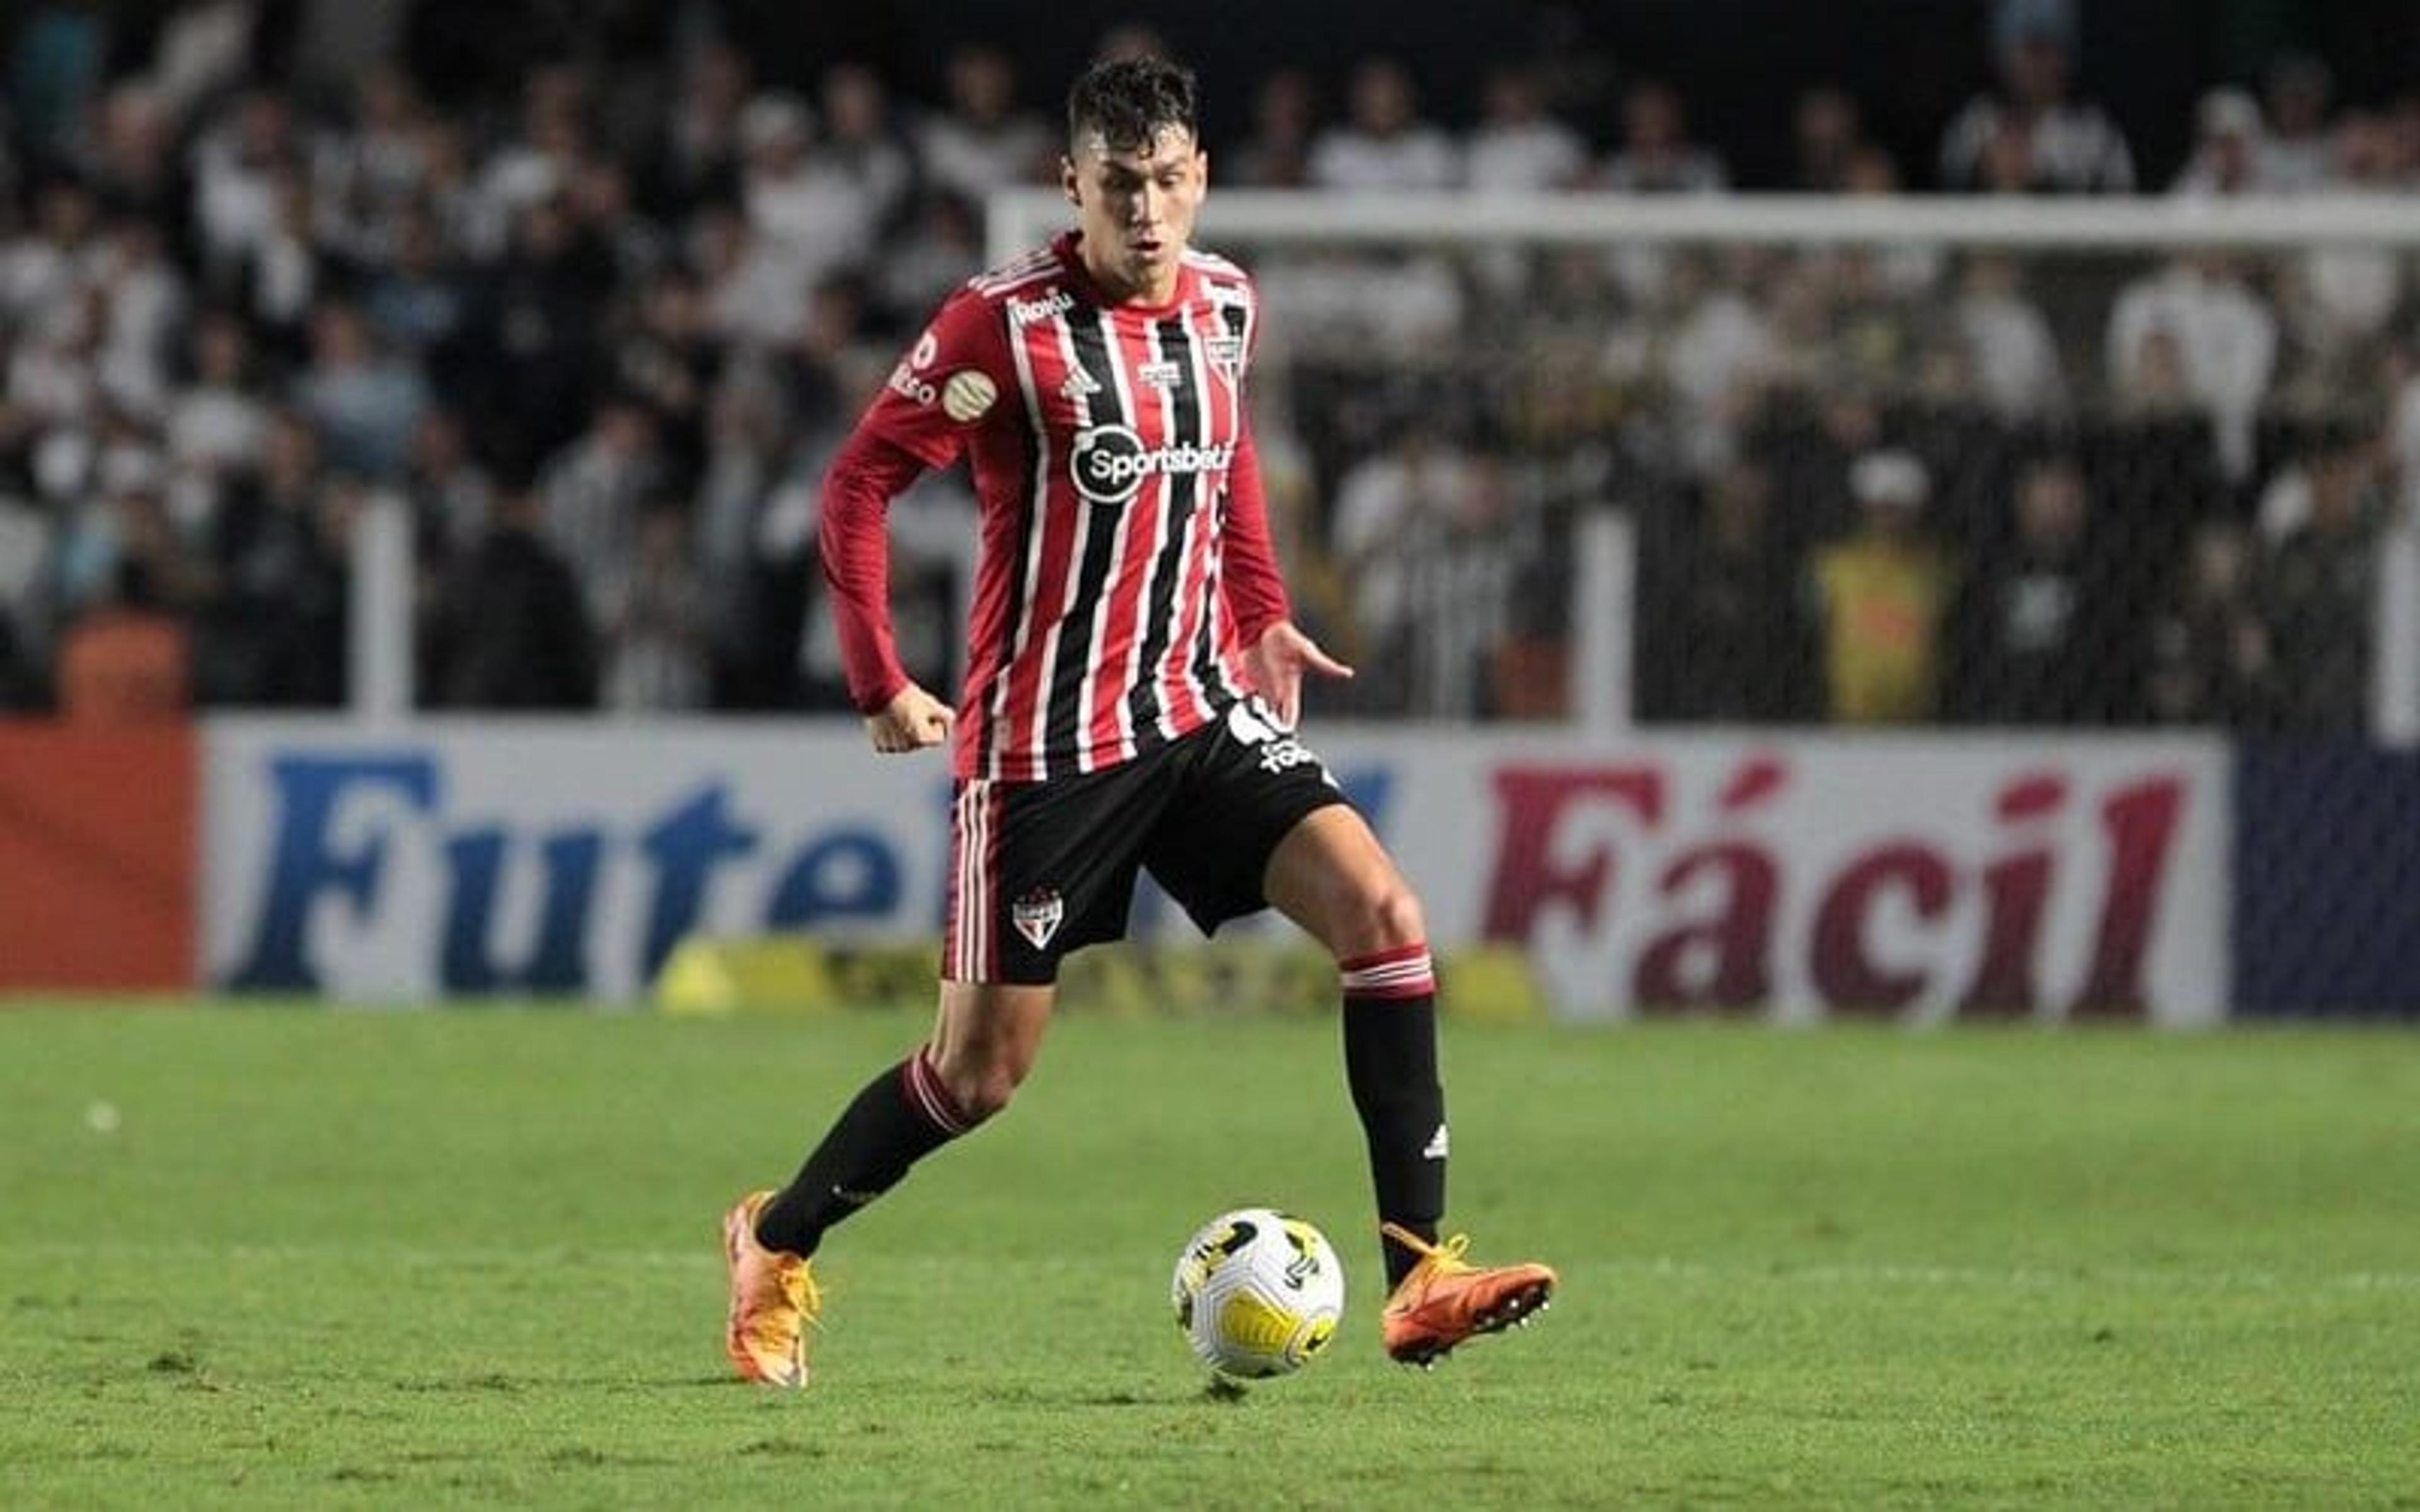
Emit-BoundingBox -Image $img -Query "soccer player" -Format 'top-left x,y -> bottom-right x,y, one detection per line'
723,55 -> 1555,1387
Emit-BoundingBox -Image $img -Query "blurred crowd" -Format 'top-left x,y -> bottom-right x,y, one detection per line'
2,0 -> 2417,730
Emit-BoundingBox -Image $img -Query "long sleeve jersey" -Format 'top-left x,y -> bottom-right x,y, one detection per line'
819,231 -> 1291,781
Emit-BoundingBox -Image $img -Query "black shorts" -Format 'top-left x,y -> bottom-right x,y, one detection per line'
942,697 -> 1351,985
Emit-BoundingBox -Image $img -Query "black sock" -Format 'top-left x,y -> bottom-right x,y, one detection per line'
1340,946 -> 1446,1291
754,1046 -> 972,1257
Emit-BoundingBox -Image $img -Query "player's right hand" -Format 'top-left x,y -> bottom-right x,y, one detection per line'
866,682 -> 955,753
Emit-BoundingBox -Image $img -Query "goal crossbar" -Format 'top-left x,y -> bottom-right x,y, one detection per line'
989,189 -> 2420,260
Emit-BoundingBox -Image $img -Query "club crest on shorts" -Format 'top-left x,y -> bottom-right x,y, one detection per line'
1011,886 -> 1065,950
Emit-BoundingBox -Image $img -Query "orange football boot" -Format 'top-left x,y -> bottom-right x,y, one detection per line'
722,1190 -> 821,1387
1379,1223 -> 1557,1368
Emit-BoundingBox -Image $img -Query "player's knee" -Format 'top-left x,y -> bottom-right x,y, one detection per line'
1341,880 -> 1427,956
935,1060 -> 1022,1125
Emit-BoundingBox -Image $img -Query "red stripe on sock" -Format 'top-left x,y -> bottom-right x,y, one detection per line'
901,1048 -> 971,1135
1339,942 -> 1431,973
1342,979 -> 1434,1000
1340,942 -> 1435,999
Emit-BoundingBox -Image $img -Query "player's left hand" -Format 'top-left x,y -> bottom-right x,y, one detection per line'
866,682 -> 955,753
1244,621 -> 1352,729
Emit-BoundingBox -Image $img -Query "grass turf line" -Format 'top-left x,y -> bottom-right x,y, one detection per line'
1,1005 -> 2415,1507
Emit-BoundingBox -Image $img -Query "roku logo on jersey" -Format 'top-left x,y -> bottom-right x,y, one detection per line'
1008,288 -> 1075,326
1070,424 -> 1231,505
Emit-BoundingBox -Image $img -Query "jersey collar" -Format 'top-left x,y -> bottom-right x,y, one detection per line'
1052,230 -> 1197,316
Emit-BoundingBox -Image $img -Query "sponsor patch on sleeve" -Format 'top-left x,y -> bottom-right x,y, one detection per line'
942,370 -> 1000,423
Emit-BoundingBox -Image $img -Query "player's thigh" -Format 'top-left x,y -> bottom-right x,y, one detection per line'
945,766 -> 1164,985
1262,804 -> 1426,959
1141,708 -> 1348,938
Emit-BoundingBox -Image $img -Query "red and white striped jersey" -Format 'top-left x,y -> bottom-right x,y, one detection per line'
822,232 -> 1291,782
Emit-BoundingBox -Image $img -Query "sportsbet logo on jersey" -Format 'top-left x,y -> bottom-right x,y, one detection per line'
1070,424 -> 1233,506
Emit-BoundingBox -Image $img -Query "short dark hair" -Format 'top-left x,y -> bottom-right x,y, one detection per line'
1066,57 -> 1198,154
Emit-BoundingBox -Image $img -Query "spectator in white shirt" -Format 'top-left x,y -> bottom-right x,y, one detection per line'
166,309 -> 267,478
2107,255 -> 2277,481
601,498 -> 710,713
1953,253 -> 2067,421
475,64 -> 596,238
916,44 -> 1054,206
91,217 -> 186,419
2169,89 -> 2269,197
0,178 -> 100,334
190,87 -> 297,277
539,394 -> 663,621
1599,81 -> 1727,193
311,65 -> 430,266
1329,425 -> 1509,714
1938,17 -> 2135,192
145,0 -> 256,128
1464,62 -> 1589,193
1308,57 -> 1459,192
2257,54 -> 2339,192
2273,110 -> 2411,382
739,93 -> 878,304
1592,81 -> 1726,310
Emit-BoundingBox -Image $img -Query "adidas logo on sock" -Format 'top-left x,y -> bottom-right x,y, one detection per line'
1422,1123 -> 1450,1160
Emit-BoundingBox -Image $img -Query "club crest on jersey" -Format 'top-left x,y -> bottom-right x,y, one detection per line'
1010,887 -> 1065,950
1204,336 -> 1245,381
1071,423 -> 1233,506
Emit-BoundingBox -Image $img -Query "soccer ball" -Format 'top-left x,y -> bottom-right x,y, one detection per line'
1170,1208 -> 1346,1378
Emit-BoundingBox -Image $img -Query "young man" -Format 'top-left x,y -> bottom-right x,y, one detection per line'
723,56 -> 1555,1387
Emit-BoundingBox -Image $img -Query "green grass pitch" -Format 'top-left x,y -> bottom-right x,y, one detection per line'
3,1003 -> 2416,1507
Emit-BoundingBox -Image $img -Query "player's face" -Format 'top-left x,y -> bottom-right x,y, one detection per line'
1064,124 -> 1206,304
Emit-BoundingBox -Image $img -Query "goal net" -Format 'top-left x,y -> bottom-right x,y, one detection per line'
988,192 -> 2420,741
